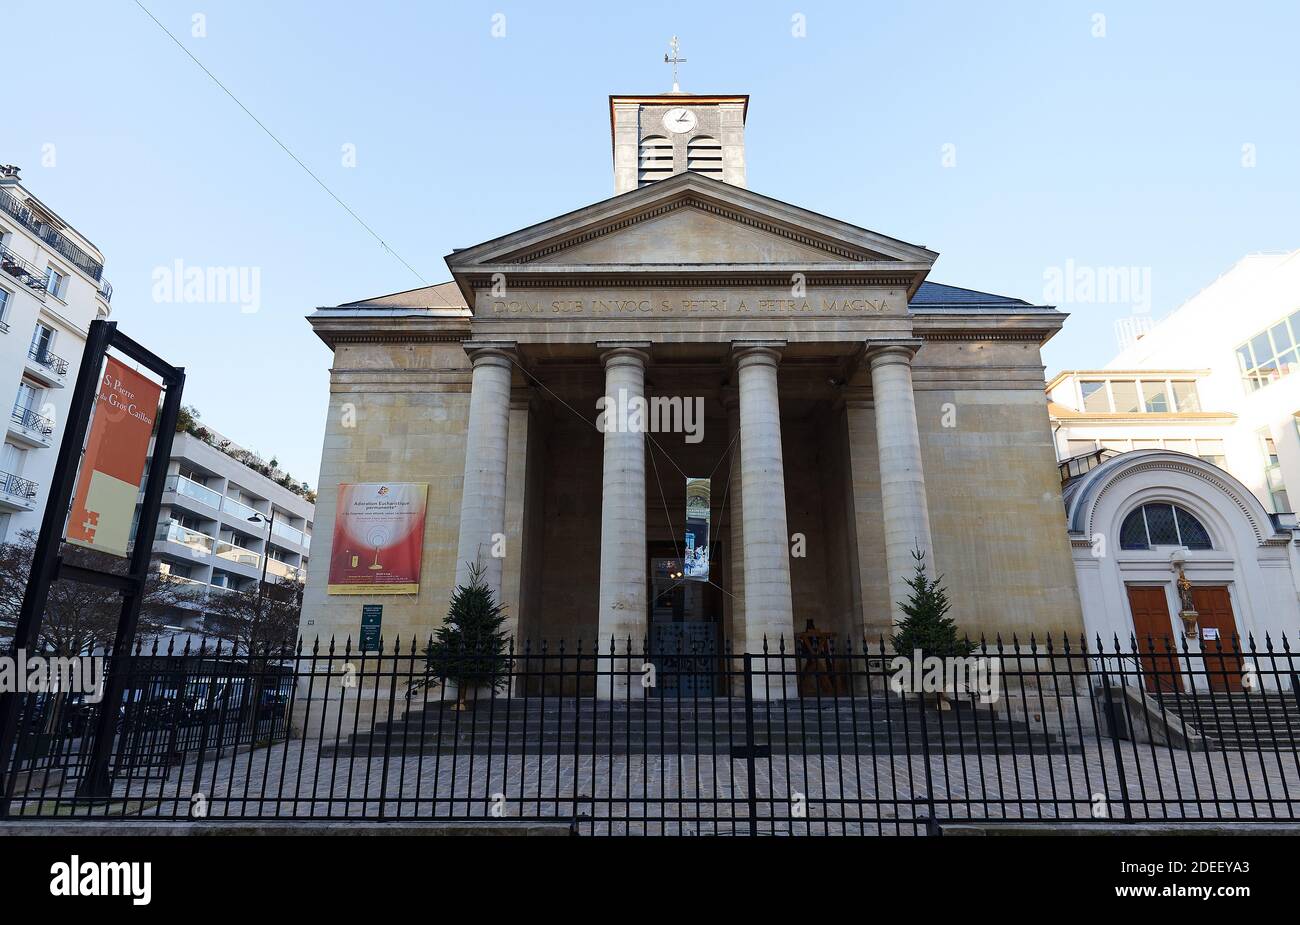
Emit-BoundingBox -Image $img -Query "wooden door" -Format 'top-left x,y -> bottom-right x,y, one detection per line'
1126,585 -> 1183,694
1191,586 -> 1242,692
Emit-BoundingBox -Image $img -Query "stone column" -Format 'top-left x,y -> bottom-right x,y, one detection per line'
597,345 -> 649,698
868,342 -> 935,625
723,392 -> 745,651
734,344 -> 796,697
454,346 -> 515,599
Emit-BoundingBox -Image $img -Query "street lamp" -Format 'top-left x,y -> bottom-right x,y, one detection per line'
247,508 -> 276,607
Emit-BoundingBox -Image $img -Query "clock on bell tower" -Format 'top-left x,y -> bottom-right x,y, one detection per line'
609,38 -> 748,194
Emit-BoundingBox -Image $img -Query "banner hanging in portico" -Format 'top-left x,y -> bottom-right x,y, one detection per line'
683,477 -> 710,581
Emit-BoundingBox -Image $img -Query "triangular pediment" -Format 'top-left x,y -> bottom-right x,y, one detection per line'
445,173 -> 937,296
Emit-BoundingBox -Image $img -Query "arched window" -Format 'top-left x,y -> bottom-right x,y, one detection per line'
686,135 -> 723,179
638,136 -> 674,186
1120,502 -> 1213,550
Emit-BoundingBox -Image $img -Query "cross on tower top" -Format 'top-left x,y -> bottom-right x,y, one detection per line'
664,35 -> 686,92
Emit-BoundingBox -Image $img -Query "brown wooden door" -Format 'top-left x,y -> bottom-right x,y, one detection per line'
1126,585 -> 1184,693
1192,586 -> 1242,692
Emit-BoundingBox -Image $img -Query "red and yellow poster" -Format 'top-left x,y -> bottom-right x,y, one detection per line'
327,483 -> 428,595
66,358 -> 163,558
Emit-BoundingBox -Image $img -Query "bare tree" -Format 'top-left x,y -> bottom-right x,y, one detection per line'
198,574 -> 302,658
0,530 -> 178,655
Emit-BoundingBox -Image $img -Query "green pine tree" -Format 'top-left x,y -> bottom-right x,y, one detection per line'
413,562 -> 511,707
890,547 -> 974,658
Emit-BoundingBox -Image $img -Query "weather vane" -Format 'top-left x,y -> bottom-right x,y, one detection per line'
664,35 -> 686,92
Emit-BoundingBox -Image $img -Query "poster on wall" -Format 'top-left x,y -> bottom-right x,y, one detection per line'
65,357 -> 163,558
327,483 -> 428,594
683,477 -> 710,581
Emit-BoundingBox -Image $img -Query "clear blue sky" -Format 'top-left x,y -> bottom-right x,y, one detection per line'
6,0 -> 1298,485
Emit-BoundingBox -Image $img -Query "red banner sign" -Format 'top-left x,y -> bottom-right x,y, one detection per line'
65,358 -> 162,558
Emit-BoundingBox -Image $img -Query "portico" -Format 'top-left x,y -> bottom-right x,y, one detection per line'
300,89 -> 1086,693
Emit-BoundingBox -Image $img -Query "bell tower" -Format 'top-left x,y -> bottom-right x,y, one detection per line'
609,38 -> 748,194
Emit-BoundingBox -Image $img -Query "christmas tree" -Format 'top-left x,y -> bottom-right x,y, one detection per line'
890,547 -> 974,658
416,562 -> 510,707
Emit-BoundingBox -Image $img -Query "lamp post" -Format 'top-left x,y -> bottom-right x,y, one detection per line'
248,508 -> 276,606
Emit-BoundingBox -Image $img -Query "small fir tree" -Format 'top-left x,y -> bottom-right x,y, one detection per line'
412,562 -> 510,707
890,547 -> 974,658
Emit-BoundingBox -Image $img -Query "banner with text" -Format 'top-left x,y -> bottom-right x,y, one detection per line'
66,358 -> 162,557
327,483 -> 428,595
684,477 -> 710,581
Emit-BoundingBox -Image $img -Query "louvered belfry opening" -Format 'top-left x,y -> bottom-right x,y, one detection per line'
686,134 -> 723,179
638,135 -> 674,186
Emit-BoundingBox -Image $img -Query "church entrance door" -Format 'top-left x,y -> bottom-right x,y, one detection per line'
1125,585 -> 1184,694
1191,586 -> 1242,692
649,549 -> 721,697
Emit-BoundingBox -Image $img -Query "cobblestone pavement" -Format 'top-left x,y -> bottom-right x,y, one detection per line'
12,737 -> 1300,835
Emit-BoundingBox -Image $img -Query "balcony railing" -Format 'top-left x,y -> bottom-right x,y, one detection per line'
0,187 -> 103,281
264,557 -> 304,582
10,405 -> 53,438
0,244 -> 49,298
156,522 -> 215,556
0,470 -> 38,500
270,518 -> 306,546
166,473 -> 223,509
98,279 -> 113,303
222,495 -> 260,523
216,541 -> 260,569
26,344 -> 68,377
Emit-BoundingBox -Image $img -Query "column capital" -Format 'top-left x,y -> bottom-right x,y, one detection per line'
864,338 -> 923,368
731,340 -> 786,370
598,342 -> 650,368
463,341 -> 517,368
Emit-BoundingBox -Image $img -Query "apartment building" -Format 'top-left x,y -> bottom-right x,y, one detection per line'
144,429 -> 313,639
1051,251 -> 1300,515
0,165 -> 111,541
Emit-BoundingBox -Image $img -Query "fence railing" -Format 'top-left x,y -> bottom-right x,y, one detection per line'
2,633 -> 1298,833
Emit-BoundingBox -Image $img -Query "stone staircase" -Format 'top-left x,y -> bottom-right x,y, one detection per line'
324,696 -> 1060,756
1161,691 -> 1300,750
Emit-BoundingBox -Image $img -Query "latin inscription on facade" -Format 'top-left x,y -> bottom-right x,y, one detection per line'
480,290 -> 905,318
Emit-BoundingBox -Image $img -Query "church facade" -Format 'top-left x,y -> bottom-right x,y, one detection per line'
300,90 -> 1084,665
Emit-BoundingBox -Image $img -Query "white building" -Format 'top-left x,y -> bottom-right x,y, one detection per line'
0,165 -> 111,541
1050,251 -> 1300,673
1052,250 -> 1300,514
143,427 -> 314,641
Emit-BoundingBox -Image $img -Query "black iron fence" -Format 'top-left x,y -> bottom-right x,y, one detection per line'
2,633 -> 1298,833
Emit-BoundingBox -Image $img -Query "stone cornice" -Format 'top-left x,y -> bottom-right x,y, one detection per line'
463,270 -> 919,289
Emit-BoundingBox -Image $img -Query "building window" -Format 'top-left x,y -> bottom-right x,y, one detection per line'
1259,429 -> 1290,512
1140,380 -> 1170,412
29,322 -> 54,360
1237,310 -> 1300,391
1120,502 -> 1213,550
1110,380 -> 1141,413
43,266 -> 66,300
686,135 -> 723,179
1171,380 -> 1200,412
0,286 -> 9,324
1080,380 -> 1110,412
637,135 -> 673,186
1196,439 -> 1226,468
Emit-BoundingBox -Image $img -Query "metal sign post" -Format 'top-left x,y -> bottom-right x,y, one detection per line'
0,320 -> 185,812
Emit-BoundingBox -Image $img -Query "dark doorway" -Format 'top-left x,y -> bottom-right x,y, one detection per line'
648,544 -> 722,696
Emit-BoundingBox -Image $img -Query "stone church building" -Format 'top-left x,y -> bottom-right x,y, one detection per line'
300,89 -> 1084,661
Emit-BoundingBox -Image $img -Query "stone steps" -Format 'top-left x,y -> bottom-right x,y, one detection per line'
1162,693 -> 1300,749
324,697 -> 1061,755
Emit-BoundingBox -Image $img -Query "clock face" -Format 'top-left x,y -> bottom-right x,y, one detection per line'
662,107 -> 697,134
